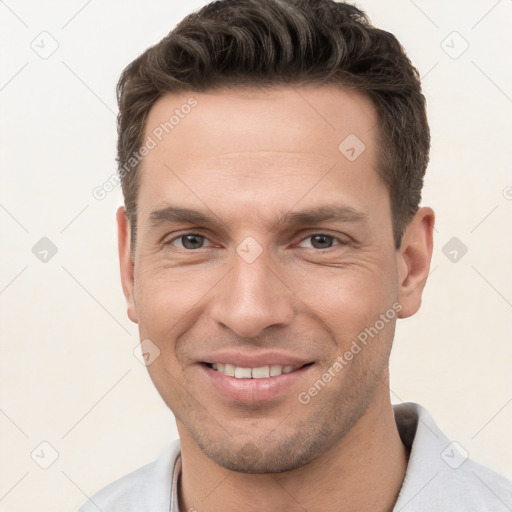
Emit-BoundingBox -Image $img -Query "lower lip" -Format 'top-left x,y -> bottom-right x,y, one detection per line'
200,364 -> 312,403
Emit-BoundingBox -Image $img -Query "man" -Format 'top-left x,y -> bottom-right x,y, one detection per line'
80,0 -> 512,510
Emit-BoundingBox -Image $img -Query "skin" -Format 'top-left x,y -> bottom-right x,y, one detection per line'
117,85 -> 434,512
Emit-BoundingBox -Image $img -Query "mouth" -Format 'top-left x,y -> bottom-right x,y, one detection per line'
200,360 -> 314,403
204,362 -> 313,379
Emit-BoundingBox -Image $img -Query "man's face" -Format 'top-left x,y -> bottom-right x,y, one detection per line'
119,85 -> 420,473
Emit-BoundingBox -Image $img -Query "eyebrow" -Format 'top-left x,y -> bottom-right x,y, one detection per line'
149,206 -> 222,229
275,205 -> 368,228
148,204 -> 368,231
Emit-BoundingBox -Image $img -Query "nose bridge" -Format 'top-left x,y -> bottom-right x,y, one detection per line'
211,250 -> 294,338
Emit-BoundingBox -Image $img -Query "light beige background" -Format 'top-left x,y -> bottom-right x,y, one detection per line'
1,1 -> 511,511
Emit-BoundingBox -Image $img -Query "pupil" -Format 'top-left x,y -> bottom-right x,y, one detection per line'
312,235 -> 333,249
183,234 -> 203,249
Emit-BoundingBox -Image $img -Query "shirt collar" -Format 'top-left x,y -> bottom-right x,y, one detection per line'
170,453 -> 181,512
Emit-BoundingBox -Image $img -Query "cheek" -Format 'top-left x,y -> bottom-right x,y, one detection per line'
133,264 -> 215,334
134,271 -> 200,407
288,258 -> 397,326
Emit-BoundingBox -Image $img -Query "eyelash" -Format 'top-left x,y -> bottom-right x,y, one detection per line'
296,234 -> 347,249
167,233 -> 215,250
165,232 -> 350,250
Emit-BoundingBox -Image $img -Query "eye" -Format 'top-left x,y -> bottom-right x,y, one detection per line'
297,234 -> 345,250
169,233 -> 211,250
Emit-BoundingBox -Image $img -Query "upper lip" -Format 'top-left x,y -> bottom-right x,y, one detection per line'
200,350 -> 312,368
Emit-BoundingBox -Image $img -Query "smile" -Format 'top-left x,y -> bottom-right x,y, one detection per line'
207,363 -> 304,379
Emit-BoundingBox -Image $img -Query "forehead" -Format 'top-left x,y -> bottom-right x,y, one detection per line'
144,84 -> 377,162
137,85 -> 385,224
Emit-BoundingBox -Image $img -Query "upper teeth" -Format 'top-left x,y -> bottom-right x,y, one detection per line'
211,363 -> 299,378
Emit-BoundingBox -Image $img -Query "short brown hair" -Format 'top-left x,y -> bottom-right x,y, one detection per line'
116,0 -> 430,250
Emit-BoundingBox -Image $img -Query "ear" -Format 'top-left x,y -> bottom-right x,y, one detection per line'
116,206 -> 138,323
397,207 -> 435,318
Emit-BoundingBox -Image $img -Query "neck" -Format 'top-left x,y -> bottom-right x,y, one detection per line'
177,389 -> 408,512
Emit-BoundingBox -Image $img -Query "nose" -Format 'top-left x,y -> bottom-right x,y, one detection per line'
209,253 -> 295,339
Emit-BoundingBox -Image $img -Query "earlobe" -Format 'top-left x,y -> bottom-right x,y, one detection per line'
397,207 -> 435,319
116,206 -> 138,324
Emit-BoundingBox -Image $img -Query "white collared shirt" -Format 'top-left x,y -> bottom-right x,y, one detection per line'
79,403 -> 512,511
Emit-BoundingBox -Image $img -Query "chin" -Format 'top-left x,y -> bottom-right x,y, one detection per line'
203,442 -> 313,474
193,423 -> 336,474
